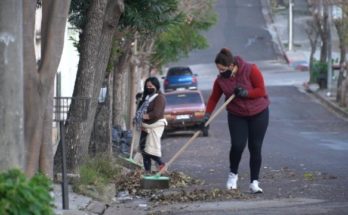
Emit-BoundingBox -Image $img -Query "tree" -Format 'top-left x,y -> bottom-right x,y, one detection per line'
334,2 -> 348,107
114,0 -> 182,129
60,0 -> 217,172
314,3 -> 329,63
333,2 -> 348,107
24,0 -> 71,177
111,0 -> 217,131
152,0 -> 217,67
305,15 -> 320,83
60,0 -> 124,173
0,0 -> 25,171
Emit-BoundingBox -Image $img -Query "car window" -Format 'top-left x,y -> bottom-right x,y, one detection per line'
167,68 -> 192,76
165,93 -> 202,105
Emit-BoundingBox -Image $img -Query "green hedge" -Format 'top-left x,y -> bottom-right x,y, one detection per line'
0,169 -> 54,215
311,61 -> 328,88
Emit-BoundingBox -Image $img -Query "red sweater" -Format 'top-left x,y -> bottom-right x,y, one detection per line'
206,57 -> 269,116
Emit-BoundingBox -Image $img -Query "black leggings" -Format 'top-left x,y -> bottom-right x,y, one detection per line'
139,131 -> 164,171
227,108 -> 269,182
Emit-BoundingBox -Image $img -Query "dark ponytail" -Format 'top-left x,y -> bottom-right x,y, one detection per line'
215,48 -> 235,66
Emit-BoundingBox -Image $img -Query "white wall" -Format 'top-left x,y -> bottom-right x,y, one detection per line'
57,25 -> 79,97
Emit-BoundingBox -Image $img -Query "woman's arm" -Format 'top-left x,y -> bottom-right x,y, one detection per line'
248,64 -> 267,98
206,80 -> 223,114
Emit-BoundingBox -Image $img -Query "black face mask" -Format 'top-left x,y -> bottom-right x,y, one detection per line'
147,88 -> 156,95
220,70 -> 232,78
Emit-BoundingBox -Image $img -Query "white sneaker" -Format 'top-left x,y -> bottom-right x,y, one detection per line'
249,180 -> 263,193
226,172 -> 238,190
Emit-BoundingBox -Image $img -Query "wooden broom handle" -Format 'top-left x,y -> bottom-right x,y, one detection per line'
204,94 -> 235,127
158,94 -> 236,175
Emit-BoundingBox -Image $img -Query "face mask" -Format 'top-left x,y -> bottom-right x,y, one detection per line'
147,88 -> 156,95
220,69 -> 232,78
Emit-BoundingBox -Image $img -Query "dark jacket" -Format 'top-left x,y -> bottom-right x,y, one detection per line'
144,93 -> 166,124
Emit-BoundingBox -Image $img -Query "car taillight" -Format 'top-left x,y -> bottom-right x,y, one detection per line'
164,114 -> 174,120
192,76 -> 197,83
194,111 -> 205,118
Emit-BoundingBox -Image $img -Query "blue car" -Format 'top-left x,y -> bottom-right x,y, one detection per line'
162,66 -> 198,92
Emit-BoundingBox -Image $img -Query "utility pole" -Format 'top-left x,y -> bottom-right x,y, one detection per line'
288,0 -> 294,51
327,3 -> 333,96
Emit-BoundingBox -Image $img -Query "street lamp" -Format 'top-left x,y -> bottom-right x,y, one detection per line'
326,4 -> 332,96
288,0 -> 294,51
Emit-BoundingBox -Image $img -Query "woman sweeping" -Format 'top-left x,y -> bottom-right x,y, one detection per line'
135,77 -> 167,174
205,48 -> 270,193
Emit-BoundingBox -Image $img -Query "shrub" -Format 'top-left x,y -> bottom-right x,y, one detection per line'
310,61 -> 328,88
73,155 -> 121,196
0,169 -> 54,215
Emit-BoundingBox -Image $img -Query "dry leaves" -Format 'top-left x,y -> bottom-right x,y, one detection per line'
150,188 -> 251,205
114,170 -> 251,204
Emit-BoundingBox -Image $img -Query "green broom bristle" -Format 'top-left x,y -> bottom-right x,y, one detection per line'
142,175 -> 170,180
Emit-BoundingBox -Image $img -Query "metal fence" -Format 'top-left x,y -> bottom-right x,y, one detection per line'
53,96 -> 90,123
53,96 -> 90,210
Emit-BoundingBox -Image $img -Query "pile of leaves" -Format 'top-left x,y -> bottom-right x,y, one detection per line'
114,170 -> 252,204
114,170 -> 202,196
150,188 -> 252,205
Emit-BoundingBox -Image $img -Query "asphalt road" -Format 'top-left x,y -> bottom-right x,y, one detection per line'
171,0 -> 279,67
159,0 -> 348,213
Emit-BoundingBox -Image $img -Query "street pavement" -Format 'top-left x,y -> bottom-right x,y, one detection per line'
53,0 -> 348,214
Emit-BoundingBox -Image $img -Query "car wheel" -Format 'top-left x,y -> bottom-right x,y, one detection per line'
202,126 -> 209,137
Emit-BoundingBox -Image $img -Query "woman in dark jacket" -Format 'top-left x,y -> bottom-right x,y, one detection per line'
135,77 -> 167,174
205,48 -> 270,193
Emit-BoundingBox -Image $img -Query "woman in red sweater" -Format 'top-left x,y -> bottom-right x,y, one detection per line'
205,48 -> 270,193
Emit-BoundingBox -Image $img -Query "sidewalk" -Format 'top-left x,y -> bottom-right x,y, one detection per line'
267,0 -> 348,120
53,184 -> 107,215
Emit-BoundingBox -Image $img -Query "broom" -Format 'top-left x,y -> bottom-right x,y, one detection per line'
141,94 -> 236,189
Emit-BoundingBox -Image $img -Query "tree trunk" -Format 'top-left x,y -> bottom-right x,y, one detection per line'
305,20 -> 319,83
340,76 -> 348,107
61,0 -> 124,173
129,59 -> 137,129
334,20 -> 347,104
112,45 -> 132,130
24,0 -> 71,177
0,0 -> 25,171
319,6 -> 329,63
90,75 -> 113,156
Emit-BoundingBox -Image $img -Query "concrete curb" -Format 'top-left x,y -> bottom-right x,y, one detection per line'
303,87 -> 348,120
310,91 -> 348,120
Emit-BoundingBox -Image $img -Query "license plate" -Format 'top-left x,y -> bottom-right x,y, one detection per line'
176,114 -> 190,120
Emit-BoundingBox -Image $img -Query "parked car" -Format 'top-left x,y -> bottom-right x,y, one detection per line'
162,66 -> 198,92
163,90 -> 209,136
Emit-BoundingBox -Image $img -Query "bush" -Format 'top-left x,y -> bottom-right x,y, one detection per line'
311,61 -> 328,88
73,155 -> 121,196
0,169 -> 54,215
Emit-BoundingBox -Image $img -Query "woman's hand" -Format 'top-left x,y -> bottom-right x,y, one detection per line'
234,87 -> 248,98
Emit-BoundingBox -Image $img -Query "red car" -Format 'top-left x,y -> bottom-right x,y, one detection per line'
163,90 -> 209,137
